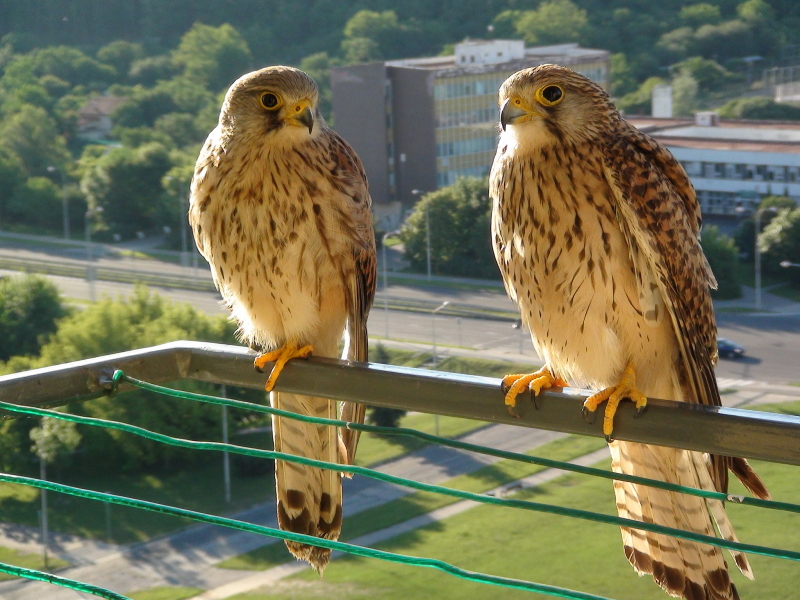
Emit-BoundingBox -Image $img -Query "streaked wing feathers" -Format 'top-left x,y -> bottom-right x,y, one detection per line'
323,129 -> 377,463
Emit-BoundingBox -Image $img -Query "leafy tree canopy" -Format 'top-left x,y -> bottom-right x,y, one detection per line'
718,97 -> 800,121
172,23 -> 252,92
0,274 -> 67,362
700,226 -> 742,299
514,0 -> 588,46
400,177 -> 496,279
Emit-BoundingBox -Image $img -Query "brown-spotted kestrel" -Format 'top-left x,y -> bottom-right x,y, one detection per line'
490,64 -> 769,600
189,66 -> 376,572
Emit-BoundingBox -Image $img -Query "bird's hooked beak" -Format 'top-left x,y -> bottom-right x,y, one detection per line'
286,99 -> 315,133
500,97 -> 535,131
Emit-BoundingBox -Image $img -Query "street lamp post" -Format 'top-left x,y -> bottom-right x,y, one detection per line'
166,177 -> 190,268
425,203 -> 432,281
47,165 -> 69,240
755,207 -> 779,311
85,207 -> 104,302
431,301 -> 450,366
382,229 -> 401,339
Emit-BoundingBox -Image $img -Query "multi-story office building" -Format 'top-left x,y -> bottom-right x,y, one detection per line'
331,40 -> 610,229
627,114 -> 800,217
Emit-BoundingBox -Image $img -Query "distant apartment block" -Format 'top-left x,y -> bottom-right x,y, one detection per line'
331,40 -> 610,229
627,114 -> 800,216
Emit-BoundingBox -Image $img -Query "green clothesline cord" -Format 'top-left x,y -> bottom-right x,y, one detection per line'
112,370 -> 800,515
3,398 -> 800,562
0,561 -> 131,600
0,473 -> 613,600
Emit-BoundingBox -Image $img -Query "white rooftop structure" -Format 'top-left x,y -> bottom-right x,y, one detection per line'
455,40 -> 525,66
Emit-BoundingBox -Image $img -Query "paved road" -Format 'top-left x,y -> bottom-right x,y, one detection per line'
5,267 -> 800,385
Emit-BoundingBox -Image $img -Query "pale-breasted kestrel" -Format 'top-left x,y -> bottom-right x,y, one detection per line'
490,64 -> 769,600
190,66 -> 376,572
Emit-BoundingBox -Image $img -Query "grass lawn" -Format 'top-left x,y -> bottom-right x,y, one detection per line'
217,434 -> 607,571
0,545 -> 69,582
230,451 -> 800,600
224,399 -> 800,597
127,586 -> 204,600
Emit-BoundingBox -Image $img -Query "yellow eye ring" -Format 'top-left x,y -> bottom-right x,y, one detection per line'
260,92 -> 282,111
535,85 -> 564,107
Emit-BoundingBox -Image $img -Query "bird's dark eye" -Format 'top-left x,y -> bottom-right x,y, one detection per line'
538,85 -> 564,106
261,93 -> 279,109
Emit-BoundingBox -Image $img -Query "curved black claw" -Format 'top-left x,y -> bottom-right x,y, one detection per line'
529,388 -> 540,410
254,362 -> 265,374
634,405 -> 648,419
500,381 -> 511,395
582,405 -> 596,424
506,404 -> 522,419
605,434 -> 614,443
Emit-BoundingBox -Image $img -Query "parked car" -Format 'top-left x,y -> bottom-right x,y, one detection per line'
717,338 -> 745,359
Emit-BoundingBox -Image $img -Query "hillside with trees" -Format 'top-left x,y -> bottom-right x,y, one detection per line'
0,0 -> 796,245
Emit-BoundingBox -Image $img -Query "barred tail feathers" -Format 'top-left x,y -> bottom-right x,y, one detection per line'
612,441 -> 742,600
272,390 -> 342,573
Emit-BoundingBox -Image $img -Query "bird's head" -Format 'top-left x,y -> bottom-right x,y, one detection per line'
219,66 -> 321,144
498,64 -> 617,148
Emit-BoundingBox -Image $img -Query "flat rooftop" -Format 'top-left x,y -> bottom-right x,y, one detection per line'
625,117 -> 800,153
385,42 -> 608,75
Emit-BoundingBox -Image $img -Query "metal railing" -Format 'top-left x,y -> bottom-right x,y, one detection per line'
2,340 -> 800,466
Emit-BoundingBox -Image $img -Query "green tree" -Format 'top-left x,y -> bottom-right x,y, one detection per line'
672,73 -> 699,117
0,274 -> 66,361
717,97 -> 800,121
679,4 -> 722,28
400,177 -> 496,279
128,55 -> 180,86
734,197 -> 798,259
0,147 -> 25,224
656,27 -> 695,63
6,176 -> 64,231
616,77 -> 666,115
3,287 -> 239,472
515,0 -> 587,46
700,226 -> 742,299
154,112 -> 200,147
759,207 -> 800,281
300,52 -> 335,121
30,417 -> 81,468
96,40 -> 145,81
80,142 -> 172,239
610,53 -> 637,97
737,0 -> 776,23
693,20 -> 756,59
674,57 -> 739,93
0,105 -> 70,176
340,10 -> 433,64
173,23 -> 252,91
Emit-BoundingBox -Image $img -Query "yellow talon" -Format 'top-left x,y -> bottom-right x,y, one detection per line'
501,366 -> 567,412
582,361 -> 648,439
254,342 -> 314,391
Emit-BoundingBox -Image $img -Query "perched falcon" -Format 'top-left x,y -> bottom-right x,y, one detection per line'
189,66 -> 376,572
489,64 -> 769,600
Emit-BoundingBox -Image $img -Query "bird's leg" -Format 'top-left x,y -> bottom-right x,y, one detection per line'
582,361 -> 648,441
254,341 -> 314,391
501,365 -> 568,415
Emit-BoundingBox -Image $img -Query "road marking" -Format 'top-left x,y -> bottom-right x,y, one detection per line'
716,378 -> 754,389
